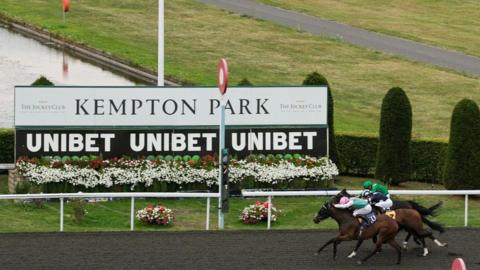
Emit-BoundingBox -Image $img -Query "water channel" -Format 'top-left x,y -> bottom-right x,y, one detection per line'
0,26 -> 138,128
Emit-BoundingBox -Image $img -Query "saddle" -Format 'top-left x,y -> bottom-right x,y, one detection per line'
357,212 -> 377,229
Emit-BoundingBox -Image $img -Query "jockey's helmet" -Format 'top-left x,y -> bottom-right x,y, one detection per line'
363,180 -> 373,189
361,190 -> 371,198
339,196 -> 350,205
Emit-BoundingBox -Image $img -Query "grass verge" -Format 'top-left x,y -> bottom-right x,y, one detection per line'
0,1 -> 479,138
257,0 -> 480,57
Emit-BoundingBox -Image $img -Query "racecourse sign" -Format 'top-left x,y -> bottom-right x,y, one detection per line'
15,86 -> 328,158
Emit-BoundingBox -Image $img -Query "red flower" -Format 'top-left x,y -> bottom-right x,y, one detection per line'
263,202 -> 269,208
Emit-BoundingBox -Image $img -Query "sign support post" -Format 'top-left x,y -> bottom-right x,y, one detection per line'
217,58 -> 229,229
158,0 -> 164,86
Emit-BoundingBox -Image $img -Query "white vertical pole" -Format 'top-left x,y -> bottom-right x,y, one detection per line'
218,101 -> 225,229
267,195 -> 272,230
131,197 -> 135,231
206,197 -> 211,231
464,194 -> 468,227
60,197 -> 64,232
326,127 -> 330,157
158,0 -> 165,86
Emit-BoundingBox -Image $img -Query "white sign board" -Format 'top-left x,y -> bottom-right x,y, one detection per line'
15,87 -> 327,127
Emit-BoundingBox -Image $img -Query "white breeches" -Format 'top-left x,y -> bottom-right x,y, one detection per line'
375,199 -> 393,210
353,204 -> 372,216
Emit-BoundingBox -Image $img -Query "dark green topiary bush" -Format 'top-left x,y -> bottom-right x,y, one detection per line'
375,87 -> 412,185
443,99 -> 480,189
0,129 -> 14,163
302,72 -> 340,168
238,78 -> 253,86
31,76 -> 54,86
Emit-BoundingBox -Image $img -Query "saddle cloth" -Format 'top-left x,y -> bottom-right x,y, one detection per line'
385,210 -> 396,220
357,212 -> 377,228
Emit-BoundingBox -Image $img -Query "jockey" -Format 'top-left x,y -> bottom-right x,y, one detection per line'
362,180 -> 393,212
334,196 -> 373,236
334,196 -> 371,217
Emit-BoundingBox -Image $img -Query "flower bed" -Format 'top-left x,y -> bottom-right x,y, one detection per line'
240,201 -> 279,224
136,204 -> 174,225
15,154 -> 338,192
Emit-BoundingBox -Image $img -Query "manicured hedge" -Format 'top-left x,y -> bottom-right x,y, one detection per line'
337,133 -> 447,184
0,128 -> 14,163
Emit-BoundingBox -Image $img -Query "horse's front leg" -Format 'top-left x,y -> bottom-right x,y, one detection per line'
358,234 -> 384,264
403,232 -> 411,249
348,239 -> 364,258
315,236 -> 337,255
333,234 -> 352,260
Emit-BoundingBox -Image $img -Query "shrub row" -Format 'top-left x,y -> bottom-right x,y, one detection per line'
337,133 -> 447,183
1,128 -> 447,183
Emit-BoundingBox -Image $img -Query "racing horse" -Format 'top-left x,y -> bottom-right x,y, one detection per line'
313,199 -> 402,265
335,189 -> 447,256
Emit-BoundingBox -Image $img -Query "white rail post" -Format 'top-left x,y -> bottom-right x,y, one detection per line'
206,197 -> 211,231
131,197 -> 135,231
267,195 -> 272,230
464,194 -> 469,227
60,197 -> 64,232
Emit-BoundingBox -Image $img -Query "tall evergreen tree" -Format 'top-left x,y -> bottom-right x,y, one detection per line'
375,87 -> 412,185
443,99 -> 480,189
238,78 -> 253,86
302,72 -> 340,167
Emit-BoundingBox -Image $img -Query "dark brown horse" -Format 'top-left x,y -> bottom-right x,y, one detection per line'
313,200 -> 402,265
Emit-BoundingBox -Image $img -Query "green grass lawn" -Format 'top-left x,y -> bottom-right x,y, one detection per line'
0,174 -> 477,232
0,0 -> 479,138
257,0 -> 480,58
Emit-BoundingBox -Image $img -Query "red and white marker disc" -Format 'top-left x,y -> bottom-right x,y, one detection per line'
63,0 -> 70,12
218,58 -> 229,95
451,258 -> 467,270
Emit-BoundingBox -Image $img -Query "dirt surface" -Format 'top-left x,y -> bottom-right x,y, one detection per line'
0,229 -> 477,269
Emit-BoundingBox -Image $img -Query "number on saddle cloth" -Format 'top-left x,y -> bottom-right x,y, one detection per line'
357,212 -> 377,228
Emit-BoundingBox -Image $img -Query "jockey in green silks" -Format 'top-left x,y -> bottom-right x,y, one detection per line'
362,180 -> 393,212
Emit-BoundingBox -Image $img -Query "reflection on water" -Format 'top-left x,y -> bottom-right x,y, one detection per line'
0,27 -> 137,128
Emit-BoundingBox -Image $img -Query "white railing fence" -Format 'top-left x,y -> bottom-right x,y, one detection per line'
0,192 -> 219,232
241,190 -> 480,230
0,189 -> 478,231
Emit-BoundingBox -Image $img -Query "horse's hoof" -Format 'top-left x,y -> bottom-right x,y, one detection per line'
356,260 -> 363,265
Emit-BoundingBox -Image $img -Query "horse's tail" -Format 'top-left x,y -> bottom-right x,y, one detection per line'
421,216 -> 445,234
407,200 -> 442,217
427,201 -> 443,217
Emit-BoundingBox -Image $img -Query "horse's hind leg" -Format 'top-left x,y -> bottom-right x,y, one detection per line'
427,234 -> 448,247
387,239 -> 402,264
348,239 -> 363,258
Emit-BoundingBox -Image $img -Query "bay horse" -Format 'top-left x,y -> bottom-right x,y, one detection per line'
334,189 -> 447,257
313,200 -> 402,265
337,189 -> 447,249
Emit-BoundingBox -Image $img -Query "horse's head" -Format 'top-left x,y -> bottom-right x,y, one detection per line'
313,201 -> 332,224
